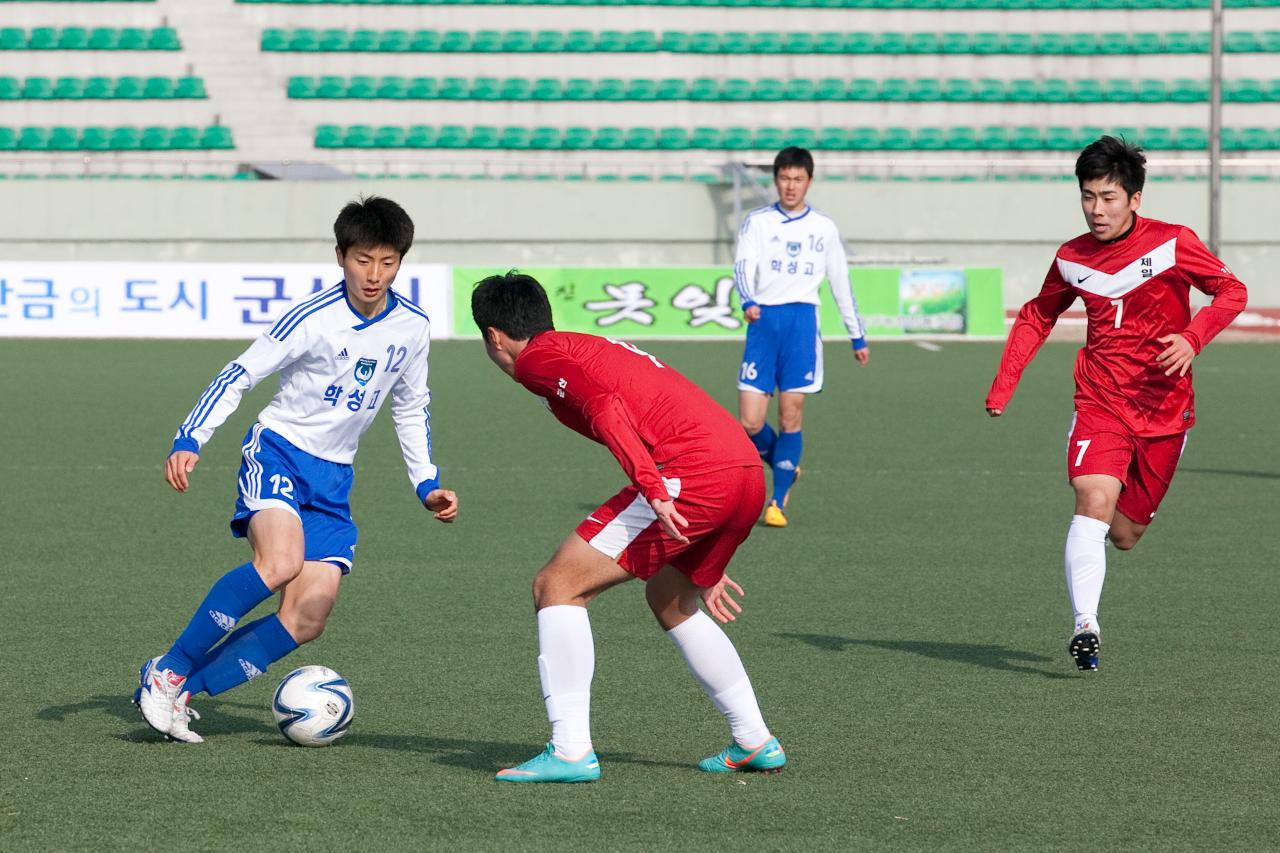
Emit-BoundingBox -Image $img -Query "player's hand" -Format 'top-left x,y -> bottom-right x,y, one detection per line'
986,407 -> 1003,418
165,450 -> 200,492
1156,333 -> 1196,377
744,305 -> 761,324
649,497 -> 690,544
701,574 -> 745,624
854,347 -> 870,367
424,488 -> 459,522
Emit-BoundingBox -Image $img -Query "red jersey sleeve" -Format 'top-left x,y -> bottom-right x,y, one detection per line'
1175,227 -> 1248,353
517,346 -> 671,504
985,260 -> 1078,411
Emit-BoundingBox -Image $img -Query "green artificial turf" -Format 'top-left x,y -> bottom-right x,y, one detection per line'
1,339 -> 1277,851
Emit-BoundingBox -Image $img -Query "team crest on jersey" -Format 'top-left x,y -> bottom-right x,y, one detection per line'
353,357 -> 378,386
786,241 -> 801,257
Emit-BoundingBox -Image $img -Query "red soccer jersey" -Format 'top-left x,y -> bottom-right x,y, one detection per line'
514,331 -> 761,503
987,216 -> 1247,436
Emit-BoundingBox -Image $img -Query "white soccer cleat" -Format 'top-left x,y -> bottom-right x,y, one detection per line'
168,690 -> 204,744
138,664 -> 187,738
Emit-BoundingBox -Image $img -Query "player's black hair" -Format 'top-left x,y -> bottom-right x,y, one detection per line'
773,146 -> 814,178
1075,135 -> 1146,196
333,195 -> 414,257
471,270 -> 555,341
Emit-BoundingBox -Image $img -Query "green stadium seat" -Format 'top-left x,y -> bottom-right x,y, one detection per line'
316,76 -> 346,98
141,126 -> 172,150
1007,79 -> 1038,102
1044,126 -> 1077,150
814,32 -> 844,53
440,31 -> 472,51
1141,127 -> 1174,149
170,126 -> 201,149
593,77 -> 625,99
751,78 -> 786,100
914,127 -> 947,149
691,126 -> 723,148
720,32 -> 750,53
84,77 -> 113,98
565,30 -> 596,51
144,77 -> 175,99
22,77 -> 54,99
368,30 -> 402,52
1,28 -> 28,50
721,78 -> 752,100
785,79 -> 816,99
499,127 -> 532,149
909,79 -> 943,101
406,125 -> 437,148
978,126 -> 1010,149
843,32 -> 877,53
440,77 -> 470,98
149,27 -> 181,50
28,28 -> 57,51
1224,31 -> 1260,51
879,127 -> 912,149
469,126 -> 503,149
531,30 -> 564,52
532,78 -> 563,99
368,126 -> 403,148
318,29 -> 350,51
504,30 -> 534,51
201,126 -> 234,149
289,76 -> 317,99
1105,79 -> 1136,101
722,127 -> 754,149
471,77 -> 502,99
689,77 -> 719,100
593,126 -> 626,149
1110,126 -> 1140,144
1136,79 -> 1167,102
109,126 -> 141,150
412,30 -> 442,51
880,78 -> 910,100
847,127 -> 880,150
689,32 -> 721,52
1010,126 -> 1043,149
1034,32 -> 1069,54
624,78 -> 658,100
1130,32 -> 1164,53
624,127 -> 656,149
0,77 -> 19,100
115,77 -> 144,99
0,126 -> 15,151
1264,79 -> 1280,101
1003,33 -> 1034,53
940,32 -> 970,53
971,32 -> 1003,54
118,27 -> 149,50
58,27 -> 89,50
1066,32 -> 1098,54
625,30 -> 659,52
1097,33 -> 1131,54
48,126 -> 79,151
344,125 -> 375,147
434,125 -> 469,148
473,30 -> 504,52
1170,78 -> 1208,101
1226,78 -> 1265,101
562,126 -> 593,149
80,126 -> 110,151
287,28 -> 318,51
1173,127 -> 1208,149
941,78 -> 974,101
974,78 -> 1005,101
500,78 -> 532,100
316,124 -> 344,148
261,29 -> 288,51
753,127 -> 785,150
661,31 -> 690,52
1164,31 -> 1209,52
815,78 -> 845,100
905,32 -> 940,53
658,127 -> 691,149
1071,79 -> 1105,102
1041,78 -> 1071,102
530,127 -> 562,149
876,32 -> 908,53
378,76 -> 410,99
1259,31 -> 1280,52
564,78 -> 594,99
944,126 -> 979,149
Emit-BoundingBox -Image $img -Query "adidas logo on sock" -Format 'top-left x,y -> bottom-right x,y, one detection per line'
239,659 -> 263,680
776,460 -> 796,471
336,348 -> 350,361
209,610 -> 237,632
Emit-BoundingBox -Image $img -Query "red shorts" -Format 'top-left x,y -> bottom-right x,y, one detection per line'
575,465 -> 765,588
1066,409 -> 1189,524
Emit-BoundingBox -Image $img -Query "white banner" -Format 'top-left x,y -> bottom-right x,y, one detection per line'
0,262 -> 453,339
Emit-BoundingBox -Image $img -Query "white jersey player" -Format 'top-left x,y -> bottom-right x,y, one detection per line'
136,196 -> 458,744
733,147 -> 871,528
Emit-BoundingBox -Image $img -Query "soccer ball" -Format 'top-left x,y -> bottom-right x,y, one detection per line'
272,665 -> 354,747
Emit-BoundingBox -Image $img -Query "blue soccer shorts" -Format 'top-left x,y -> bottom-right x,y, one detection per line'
737,303 -> 824,395
230,423 -> 358,574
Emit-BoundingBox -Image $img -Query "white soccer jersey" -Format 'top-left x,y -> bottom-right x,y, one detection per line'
733,203 -> 866,340
172,283 -> 439,497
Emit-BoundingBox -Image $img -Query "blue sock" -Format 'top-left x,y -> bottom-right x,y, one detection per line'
771,430 -> 803,507
749,422 -> 777,466
158,562 -> 271,676
184,615 -> 299,697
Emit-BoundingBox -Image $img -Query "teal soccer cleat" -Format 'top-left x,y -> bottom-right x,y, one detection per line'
495,743 -> 601,783
698,736 -> 787,774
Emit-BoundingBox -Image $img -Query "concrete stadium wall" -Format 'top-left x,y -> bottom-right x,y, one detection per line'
0,179 -> 1275,306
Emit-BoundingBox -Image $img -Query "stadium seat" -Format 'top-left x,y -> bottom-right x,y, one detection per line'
785,78 -> 816,99
201,126 -> 234,149
909,78 -> 943,101
80,126 -> 110,151
0,77 -> 19,100
689,77 -> 719,100
813,78 -> 844,100
169,126 -> 201,149
593,126 -> 626,149
1172,126 -> 1208,149
914,127 -> 947,149
1105,79 -> 1137,101
500,78 -> 532,100
751,78 -> 785,100
1007,79 -> 1038,102
530,126 -> 562,149
1224,31 -> 1261,51
944,126 -> 979,149
974,78 -> 1005,101
141,126 -> 172,150
753,127 -> 786,150
624,127 -> 656,149
1226,78 -> 1265,101
978,126 -> 1011,149
316,76 -> 347,98
564,78 -> 595,99
721,78 -> 752,100
58,27 -> 89,50
378,76 -> 410,99
691,126 -> 723,148
48,125 -> 79,150
1071,79 -> 1106,102
84,77 -> 113,98
658,127 -> 691,149
471,77 -> 503,99
148,27 -> 181,50
561,126 -> 593,149
1170,78 -> 1208,101
499,126 -> 532,149
532,78 -> 563,99
626,30 -> 660,51
1164,31 -> 1209,52
143,77 -> 175,99
109,126 -> 141,150
28,28 -> 58,51
880,78 -> 911,100
344,124 -> 375,147
440,77 -> 470,98
880,127 -> 913,149
406,125 -> 437,147
1041,78 -> 1071,102
22,77 -> 54,100
941,78 -> 974,101
115,77 -> 145,99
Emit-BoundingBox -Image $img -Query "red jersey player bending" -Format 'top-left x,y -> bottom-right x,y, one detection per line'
986,136 -> 1247,672
472,271 -> 785,782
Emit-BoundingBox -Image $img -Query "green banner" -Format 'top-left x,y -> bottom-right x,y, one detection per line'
453,266 -> 1003,339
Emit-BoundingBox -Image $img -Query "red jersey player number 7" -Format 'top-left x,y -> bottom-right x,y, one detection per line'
985,136 -> 1246,674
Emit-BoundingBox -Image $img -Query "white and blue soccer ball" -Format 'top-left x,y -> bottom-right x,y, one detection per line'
272,665 -> 354,747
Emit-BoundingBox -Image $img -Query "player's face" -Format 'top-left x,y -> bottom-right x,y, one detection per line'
1080,178 -> 1141,242
338,244 -> 402,317
775,166 -> 812,212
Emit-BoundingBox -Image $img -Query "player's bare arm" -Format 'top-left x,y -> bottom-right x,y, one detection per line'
424,488 -> 459,522
702,574 -> 745,624
1155,333 -> 1196,377
165,450 -> 200,492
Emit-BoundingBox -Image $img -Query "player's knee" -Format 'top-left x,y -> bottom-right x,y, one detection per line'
1073,491 -> 1113,521
253,556 -> 304,590
279,611 -> 326,644
739,414 -> 765,435
1109,528 -> 1142,551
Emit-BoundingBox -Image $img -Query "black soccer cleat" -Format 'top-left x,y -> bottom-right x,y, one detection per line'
1068,630 -> 1100,672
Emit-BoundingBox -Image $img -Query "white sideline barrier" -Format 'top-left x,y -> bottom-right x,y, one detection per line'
0,262 -> 453,339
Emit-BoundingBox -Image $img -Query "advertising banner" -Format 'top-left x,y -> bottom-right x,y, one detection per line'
0,263 -> 452,339
452,266 -> 1004,339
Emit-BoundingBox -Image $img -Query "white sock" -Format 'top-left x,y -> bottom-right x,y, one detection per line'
1064,514 -> 1110,633
667,610 -> 771,748
536,605 -> 594,758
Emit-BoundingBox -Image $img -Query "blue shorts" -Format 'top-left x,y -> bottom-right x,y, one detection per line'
230,423 -> 358,574
737,303 -> 824,395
